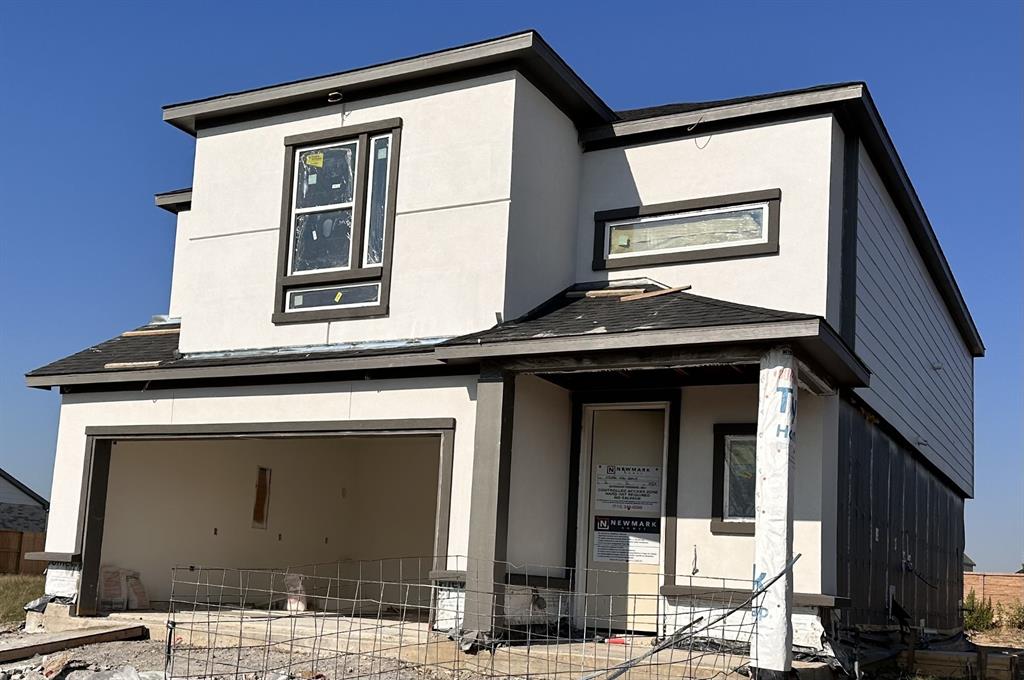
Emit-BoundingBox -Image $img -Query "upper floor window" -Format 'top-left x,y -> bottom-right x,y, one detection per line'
592,189 -> 780,271
273,119 -> 401,323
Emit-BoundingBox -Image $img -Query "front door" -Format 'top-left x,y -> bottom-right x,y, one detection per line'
579,405 -> 667,634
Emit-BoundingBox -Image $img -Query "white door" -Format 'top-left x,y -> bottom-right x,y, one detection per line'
578,405 -> 667,633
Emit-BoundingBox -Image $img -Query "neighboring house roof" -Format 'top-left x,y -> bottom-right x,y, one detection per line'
0,503 -> 48,533
155,30 -> 982,358
0,466 -> 49,509
963,553 -> 977,570
25,286 -> 869,390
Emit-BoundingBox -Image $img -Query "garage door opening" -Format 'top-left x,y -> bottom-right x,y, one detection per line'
94,434 -> 444,609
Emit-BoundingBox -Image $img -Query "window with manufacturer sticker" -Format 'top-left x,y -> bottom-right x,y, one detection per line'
275,120 -> 401,322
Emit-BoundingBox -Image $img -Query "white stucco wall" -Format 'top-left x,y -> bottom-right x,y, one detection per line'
45,376 -> 478,566
577,115 -> 842,321
175,73 -> 519,353
675,384 -> 831,595
503,75 -> 581,319
102,436 -> 439,602
506,374 -> 572,570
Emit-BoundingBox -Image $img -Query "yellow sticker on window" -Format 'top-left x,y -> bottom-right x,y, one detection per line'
334,292 -> 343,303
305,152 -> 324,168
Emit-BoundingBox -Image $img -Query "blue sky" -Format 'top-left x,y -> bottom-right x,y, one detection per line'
0,1 -> 1020,571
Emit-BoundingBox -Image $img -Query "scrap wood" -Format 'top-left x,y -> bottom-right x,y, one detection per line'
620,285 -> 692,302
567,288 -> 647,299
120,328 -> 180,337
0,625 -> 148,663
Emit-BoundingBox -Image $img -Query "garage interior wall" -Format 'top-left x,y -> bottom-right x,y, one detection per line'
101,436 -> 440,603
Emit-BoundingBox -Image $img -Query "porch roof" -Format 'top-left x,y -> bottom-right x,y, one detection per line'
445,283 -> 816,345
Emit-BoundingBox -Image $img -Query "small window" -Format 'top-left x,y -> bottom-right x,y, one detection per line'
252,467 -> 271,529
274,119 -> 401,323
723,435 -> 756,520
711,424 -> 757,535
593,190 -> 780,270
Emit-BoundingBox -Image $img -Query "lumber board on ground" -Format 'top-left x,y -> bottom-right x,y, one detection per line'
0,625 -> 148,663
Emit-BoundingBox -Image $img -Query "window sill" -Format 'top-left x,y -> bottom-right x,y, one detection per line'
272,304 -> 388,324
710,519 -> 754,536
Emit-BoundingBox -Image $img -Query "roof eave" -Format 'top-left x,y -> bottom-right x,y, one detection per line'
437,318 -> 870,388
154,189 -> 192,214
162,30 -> 614,136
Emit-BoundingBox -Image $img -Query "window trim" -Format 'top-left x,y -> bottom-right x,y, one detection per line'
592,189 -> 781,271
711,423 -> 757,536
273,118 -> 402,324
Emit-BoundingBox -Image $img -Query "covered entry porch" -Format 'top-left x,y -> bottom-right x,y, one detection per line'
435,284 -> 869,666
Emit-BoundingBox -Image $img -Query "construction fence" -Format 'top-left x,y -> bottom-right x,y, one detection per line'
165,555 -> 796,680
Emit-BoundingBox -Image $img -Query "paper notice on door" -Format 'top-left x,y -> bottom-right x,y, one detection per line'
595,464 -> 661,512
593,516 -> 661,565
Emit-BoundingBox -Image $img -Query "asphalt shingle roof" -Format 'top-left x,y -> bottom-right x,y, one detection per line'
445,285 -> 816,346
28,287 -> 816,379
26,322 -> 436,377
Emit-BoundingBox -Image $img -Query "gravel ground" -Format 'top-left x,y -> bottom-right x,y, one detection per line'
0,638 -> 462,680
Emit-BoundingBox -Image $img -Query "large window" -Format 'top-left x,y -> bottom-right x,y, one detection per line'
592,190 -> 780,270
711,423 -> 757,535
274,119 -> 401,323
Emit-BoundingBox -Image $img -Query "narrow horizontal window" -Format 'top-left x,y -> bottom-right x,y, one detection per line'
723,434 -> 756,521
593,190 -> 780,271
607,202 -> 768,259
286,282 -> 381,312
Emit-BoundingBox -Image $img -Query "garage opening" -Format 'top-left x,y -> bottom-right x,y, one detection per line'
95,434 -> 443,608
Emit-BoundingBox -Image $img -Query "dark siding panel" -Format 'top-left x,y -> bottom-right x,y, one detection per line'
836,398 -> 965,632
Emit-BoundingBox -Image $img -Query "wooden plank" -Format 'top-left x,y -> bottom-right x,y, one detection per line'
619,285 -> 691,302
0,625 -> 147,663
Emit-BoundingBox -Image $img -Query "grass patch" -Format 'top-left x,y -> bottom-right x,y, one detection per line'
0,574 -> 45,624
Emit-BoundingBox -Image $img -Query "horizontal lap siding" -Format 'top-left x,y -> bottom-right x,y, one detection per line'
854,148 -> 974,495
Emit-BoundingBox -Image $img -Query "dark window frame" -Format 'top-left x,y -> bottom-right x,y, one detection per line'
592,189 -> 781,271
273,118 -> 402,324
711,423 -> 757,536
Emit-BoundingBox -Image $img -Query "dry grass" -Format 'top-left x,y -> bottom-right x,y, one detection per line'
0,574 -> 45,624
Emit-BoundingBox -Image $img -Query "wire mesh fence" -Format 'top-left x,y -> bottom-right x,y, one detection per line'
165,555 -> 789,680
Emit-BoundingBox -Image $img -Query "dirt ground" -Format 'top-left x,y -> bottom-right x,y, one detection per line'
968,626 -> 1024,650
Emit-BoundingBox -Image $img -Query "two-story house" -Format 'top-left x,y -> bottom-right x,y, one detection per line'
26,31 -> 982,665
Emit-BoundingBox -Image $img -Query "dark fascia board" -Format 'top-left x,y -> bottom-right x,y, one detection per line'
437,318 -> 871,387
25,350 -> 447,390
83,418 -> 454,438
581,83 -> 983,358
0,466 -> 49,509
154,188 -> 192,214
162,30 -> 614,135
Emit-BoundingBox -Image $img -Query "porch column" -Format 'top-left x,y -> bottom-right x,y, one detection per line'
752,347 -> 798,677
463,365 -> 516,638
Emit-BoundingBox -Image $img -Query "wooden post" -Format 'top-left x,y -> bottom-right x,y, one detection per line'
751,347 -> 798,678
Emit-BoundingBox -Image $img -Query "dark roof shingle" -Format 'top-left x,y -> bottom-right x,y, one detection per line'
445,284 -> 816,346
